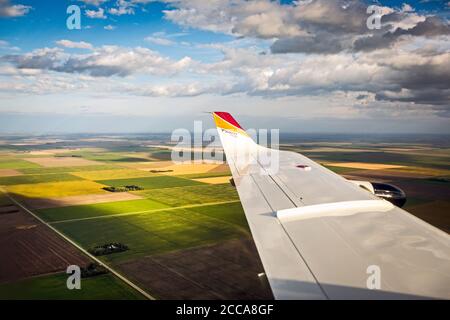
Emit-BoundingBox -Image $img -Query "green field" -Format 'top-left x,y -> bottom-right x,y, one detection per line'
19,164 -> 122,175
56,151 -> 149,163
0,194 -> 11,206
148,150 -> 172,160
0,159 -> 41,169
178,171 -> 232,179
1,136 -> 448,299
136,184 -> 239,207
37,199 -> 169,222
56,205 -> 243,263
0,147 -> 248,296
72,169 -> 155,180
0,173 -> 83,186
322,165 -> 364,174
0,273 -> 145,300
188,202 -> 248,229
98,175 -> 205,190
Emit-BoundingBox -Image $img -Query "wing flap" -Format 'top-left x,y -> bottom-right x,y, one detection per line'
281,205 -> 450,299
234,173 -> 327,299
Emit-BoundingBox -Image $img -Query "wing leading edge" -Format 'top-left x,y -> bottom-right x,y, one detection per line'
212,111 -> 450,300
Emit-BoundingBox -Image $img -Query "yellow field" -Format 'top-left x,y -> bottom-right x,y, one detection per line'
298,147 -> 375,153
7,180 -> 107,198
71,169 -> 154,180
123,161 -> 229,175
328,162 -> 406,170
121,161 -> 168,169
25,192 -> 144,209
26,148 -> 83,156
390,166 -> 450,177
193,176 -> 232,185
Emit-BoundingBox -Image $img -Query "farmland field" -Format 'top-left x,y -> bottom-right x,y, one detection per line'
0,194 -> 90,284
0,273 -> 145,300
193,176 -> 233,184
135,184 -> 240,207
98,175 -> 205,190
23,157 -> 101,167
71,169 -> 154,180
0,173 -> 83,186
0,133 -> 448,300
56,151 -> 151,163
179,171 -> 232,179
7,180 -> 108,198
0,159 -> 41,169
19,164 -> 121,175
121,161 -> 229,176
187,202 -> 249,229
55,205 -> 244,263
37,199 -> 170,222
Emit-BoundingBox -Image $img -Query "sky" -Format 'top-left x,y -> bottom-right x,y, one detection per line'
0,0 -> 449,134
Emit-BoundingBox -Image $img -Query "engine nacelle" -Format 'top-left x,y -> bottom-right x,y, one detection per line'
349,180 -> 407,208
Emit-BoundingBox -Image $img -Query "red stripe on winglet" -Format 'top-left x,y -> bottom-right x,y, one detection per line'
213,112 -> 243,130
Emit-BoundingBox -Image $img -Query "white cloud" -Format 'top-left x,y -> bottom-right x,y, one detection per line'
128,82 -> 213,97
163,0 -> 448,55
109,0 -> 135,15
400,3 -> 414,13
3,45 -> 194,77
79,0 -> 108,6
85,7 -> 107,19
56,40 -> 93,50
0,40 -> 20,51
1,0 -> 449,121
104,25 -> 116,30
109,7 -> 134,15
0,0 -> 31,17
2,38 -> 449,107
145,36 -> 175,46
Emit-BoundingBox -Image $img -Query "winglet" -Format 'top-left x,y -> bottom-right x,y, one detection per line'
212,112 -> 248,136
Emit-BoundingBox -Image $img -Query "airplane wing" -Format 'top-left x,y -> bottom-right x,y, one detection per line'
212,111 -> 450,300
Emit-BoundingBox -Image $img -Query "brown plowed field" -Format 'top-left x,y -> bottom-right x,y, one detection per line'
22,192 -> 143,209
118,238 -> 273,300
0,203 -> 90,284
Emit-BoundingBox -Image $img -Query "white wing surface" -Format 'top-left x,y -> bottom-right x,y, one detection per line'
212,112 -> 450,300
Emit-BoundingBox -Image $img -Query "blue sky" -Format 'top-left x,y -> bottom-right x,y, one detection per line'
1,1 -> 447,54
0,0 -> 449,133
0,1 -> 235,61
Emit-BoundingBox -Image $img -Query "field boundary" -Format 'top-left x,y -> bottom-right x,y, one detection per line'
0,187 -> 155,300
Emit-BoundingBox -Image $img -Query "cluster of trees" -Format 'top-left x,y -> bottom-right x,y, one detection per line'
55,154 -> 82,158
103,185 -> 144,192
88,242 -> 129,256
81,263 -> 108,278
149,169 -> 173,173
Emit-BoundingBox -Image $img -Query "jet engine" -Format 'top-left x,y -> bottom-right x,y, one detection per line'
349,180 -> 407,208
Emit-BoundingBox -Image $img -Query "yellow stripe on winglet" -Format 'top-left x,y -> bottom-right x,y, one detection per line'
213,113 -> 248,136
